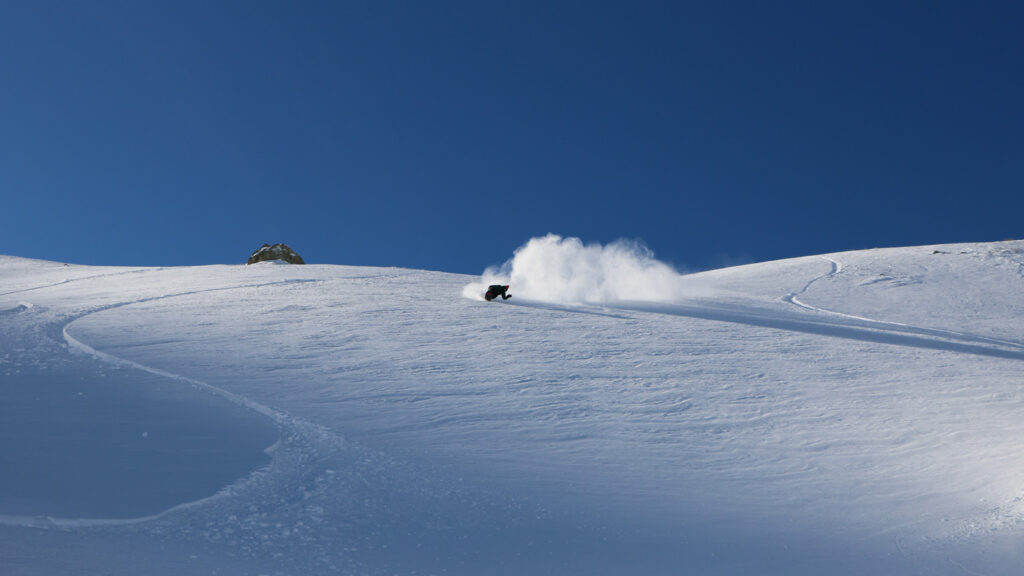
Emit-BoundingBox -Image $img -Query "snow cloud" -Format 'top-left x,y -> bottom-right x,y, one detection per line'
463,234 -> 692,304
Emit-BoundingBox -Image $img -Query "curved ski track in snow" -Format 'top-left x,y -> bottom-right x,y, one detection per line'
60,281 -> 310,422
783,256 -> 842,312
782,256 -> 1024,356
0,278 -> 335,529
506,255 -> 1024,361
0,267 -> 160,298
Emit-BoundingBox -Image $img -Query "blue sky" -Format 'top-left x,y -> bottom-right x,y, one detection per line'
2,1 -> 1022,274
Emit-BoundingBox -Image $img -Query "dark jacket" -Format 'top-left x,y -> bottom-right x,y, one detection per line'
485,284 -> 511,301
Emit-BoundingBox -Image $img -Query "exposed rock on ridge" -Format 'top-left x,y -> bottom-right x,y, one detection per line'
247,243 -> 305,265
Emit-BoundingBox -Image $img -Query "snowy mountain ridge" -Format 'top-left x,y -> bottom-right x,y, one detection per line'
1,240 -> 1023,575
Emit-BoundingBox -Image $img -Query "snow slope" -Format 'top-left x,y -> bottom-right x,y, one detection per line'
1,240 -> 1023,575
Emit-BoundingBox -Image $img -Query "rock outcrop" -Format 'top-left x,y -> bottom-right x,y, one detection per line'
247,243 -> 305,265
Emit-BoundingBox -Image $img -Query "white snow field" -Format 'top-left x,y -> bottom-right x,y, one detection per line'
2,238 -> 1023,575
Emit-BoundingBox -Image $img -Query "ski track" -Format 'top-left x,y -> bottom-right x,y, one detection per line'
0,267 -> 161,298
505,255 -> 1024,361
0,276 -> 335,529
783,256 -> 1024,354
783,255 -> 841,313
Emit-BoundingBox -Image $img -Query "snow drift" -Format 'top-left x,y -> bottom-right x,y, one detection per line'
463,234 -> 691,304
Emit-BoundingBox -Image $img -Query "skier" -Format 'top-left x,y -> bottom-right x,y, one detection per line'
484,284 -> 511,301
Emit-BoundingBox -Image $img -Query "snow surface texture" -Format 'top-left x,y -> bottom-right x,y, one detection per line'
2,239 -> 1024,575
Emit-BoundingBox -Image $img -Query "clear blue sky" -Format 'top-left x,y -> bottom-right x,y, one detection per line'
2,1 -> 1022,273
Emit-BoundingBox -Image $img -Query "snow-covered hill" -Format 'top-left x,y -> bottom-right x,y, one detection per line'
2,240 -> 1023,575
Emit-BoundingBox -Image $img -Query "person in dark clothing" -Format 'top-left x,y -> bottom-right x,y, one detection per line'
485,284 -> 511,301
